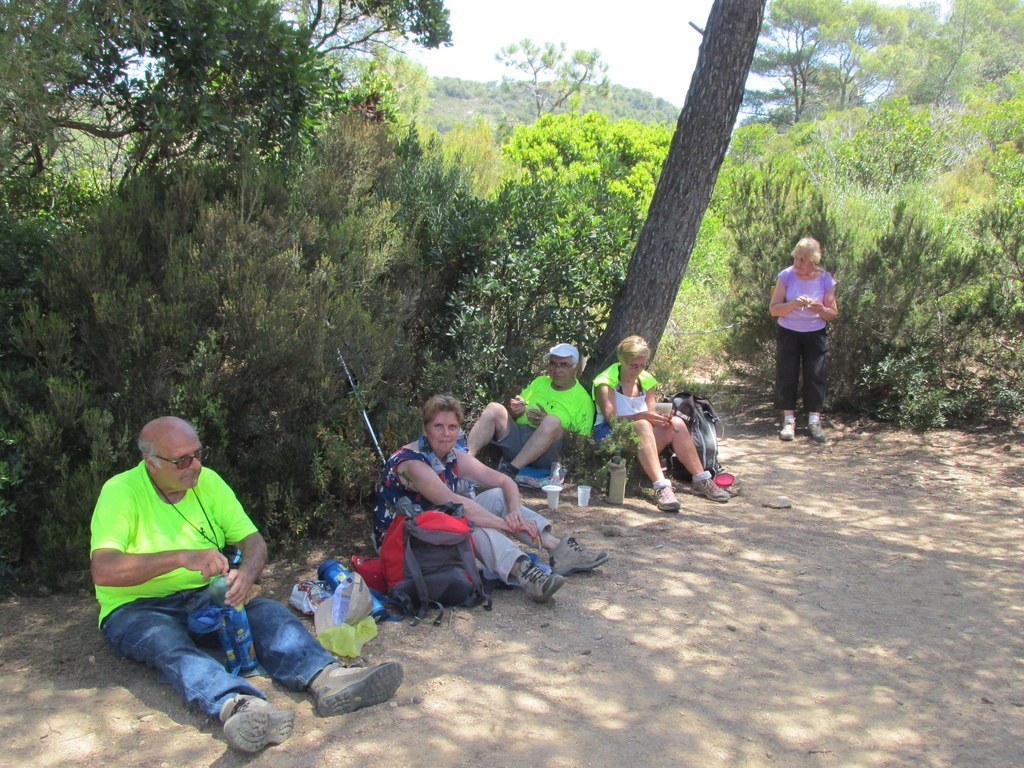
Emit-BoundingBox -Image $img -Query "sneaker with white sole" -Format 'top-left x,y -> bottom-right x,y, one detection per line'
308,662 -> 404,717
808,421 -> 829,444
779,421 -> 796,441
549,535 -> 610,576
654,484 -> 681,513
691,477 -> 730,503
518,560 -> 565,602
219,695 -> 295,753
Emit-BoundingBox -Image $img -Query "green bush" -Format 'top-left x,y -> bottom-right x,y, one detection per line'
0,117 -> 452,585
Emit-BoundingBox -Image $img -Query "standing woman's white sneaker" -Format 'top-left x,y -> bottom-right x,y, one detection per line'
779,421 -> 796,441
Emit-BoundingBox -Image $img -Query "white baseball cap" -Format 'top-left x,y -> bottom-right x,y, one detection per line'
543,343 -> 580,365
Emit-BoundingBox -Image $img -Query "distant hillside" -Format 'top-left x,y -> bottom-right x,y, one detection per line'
423,76 -> 680,131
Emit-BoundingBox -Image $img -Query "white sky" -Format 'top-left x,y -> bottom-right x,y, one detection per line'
405,0 -> 951,106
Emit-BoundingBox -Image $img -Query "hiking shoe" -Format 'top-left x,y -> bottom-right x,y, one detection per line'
308,662 -> 404,717
219,695 -> 294,753
691,477 -> 730,503
808,421 -> 828,444
779,421 -> 795,441
654,484 -> 682,513
549,535 -> 610,576
518,560 -> 565,602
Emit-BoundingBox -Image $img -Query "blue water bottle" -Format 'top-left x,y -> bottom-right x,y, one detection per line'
318,558 -> 388,622
209,574 -> 259,675
317,558 -> 346,591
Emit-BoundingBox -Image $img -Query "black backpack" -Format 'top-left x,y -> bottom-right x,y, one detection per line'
661,391 -> 724,480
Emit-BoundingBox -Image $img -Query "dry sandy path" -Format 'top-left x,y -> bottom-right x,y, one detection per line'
1,405 -> 1021,767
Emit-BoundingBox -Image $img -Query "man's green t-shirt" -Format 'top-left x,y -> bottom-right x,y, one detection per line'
90,462 -> 258,624
515,375 -> 595,436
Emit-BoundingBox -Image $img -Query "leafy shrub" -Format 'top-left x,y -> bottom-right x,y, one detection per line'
560,419 -> 639,490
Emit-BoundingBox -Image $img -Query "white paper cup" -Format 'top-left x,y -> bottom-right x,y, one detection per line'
654,402 -> 672,415
541,484 -> 562,510
577,485 -> 591,506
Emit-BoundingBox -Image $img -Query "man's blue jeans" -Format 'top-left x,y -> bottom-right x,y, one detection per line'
101,587 -> 337,717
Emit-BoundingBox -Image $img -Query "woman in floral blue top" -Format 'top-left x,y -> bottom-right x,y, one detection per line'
371,395 -> 610,603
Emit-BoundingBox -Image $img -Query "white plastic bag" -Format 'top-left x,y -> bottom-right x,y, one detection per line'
288,579 -> 332,615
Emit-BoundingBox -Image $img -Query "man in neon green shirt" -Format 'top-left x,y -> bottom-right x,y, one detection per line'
91,416 -> 403,753
467,343 -> 594,476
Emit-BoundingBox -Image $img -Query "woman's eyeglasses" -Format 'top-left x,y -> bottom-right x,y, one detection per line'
154,446 -> 210,469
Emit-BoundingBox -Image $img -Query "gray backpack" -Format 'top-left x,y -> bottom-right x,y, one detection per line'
661,392 -> 724,480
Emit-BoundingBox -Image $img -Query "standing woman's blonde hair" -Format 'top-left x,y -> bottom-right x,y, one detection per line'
793,236 -> 822,264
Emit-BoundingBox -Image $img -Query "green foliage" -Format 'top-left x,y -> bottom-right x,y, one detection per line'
432,113 -> 670,401
497,39 -> 610,119
421,76 -> 679,133
858,348 -> 980,428
2,0 -> 337,179
658,211 -> 734,370
0,114 -> 446,585
748,0 -> 1024,124
560,419 -> 638,488
292,0 -> 453,54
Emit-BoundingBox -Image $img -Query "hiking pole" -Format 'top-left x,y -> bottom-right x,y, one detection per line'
336,348 -> 386,464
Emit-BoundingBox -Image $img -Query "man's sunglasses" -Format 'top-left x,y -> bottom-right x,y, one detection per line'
154,446 -> 210,469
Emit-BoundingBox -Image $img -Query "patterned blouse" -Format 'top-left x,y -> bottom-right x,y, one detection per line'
372,436 -> 461,541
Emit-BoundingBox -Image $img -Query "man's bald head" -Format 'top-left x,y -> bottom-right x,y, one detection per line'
138,417 -> 198,457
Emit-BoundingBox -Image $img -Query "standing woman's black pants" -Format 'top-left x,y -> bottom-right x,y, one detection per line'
775,326 -> 829,413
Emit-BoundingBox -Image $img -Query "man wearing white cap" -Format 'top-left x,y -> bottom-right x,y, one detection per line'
467,343 -> 595,478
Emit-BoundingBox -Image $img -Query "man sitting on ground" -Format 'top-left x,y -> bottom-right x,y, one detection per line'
467,343 -> 595,480
90,416 -> 403,754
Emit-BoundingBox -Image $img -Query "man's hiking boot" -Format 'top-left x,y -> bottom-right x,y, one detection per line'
654,484 -> 682,513
808,421 -> 829,444
691,477 -> 730,503
518,560 -> 565,602
308,662 -> 404,717
779,420 -> 796,441
549,535 -> 610,576
220,695 -> 294,753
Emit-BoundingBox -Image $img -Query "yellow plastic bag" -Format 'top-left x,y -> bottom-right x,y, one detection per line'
316,615 -> 378,657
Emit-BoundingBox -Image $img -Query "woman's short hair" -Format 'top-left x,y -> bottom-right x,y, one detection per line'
422,394 -> 463,426
793,236 -> 822,264
616,335 -> 651,364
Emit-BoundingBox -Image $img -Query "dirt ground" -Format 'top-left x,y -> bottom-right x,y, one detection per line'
1,397 -> 1022,768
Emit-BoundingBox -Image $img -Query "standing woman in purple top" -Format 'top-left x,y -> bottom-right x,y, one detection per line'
769,237 -> 839,443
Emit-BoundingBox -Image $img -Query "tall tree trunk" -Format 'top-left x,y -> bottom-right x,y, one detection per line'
584,0 -> 766,384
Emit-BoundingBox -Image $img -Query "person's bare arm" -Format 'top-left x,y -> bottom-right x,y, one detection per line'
398,459 -> 526,536
91,547 -> 228,587
458,451 -> 538,541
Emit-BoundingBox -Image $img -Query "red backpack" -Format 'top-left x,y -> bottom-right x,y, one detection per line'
353,502 -> 490,624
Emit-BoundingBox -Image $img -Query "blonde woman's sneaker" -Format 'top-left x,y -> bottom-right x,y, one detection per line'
220,695 -> 295,753
308,662 -> 404,717
518,560 -> 565,602
549,535 -> 610,576
808,421 -> 829,444
779,421 -> 796,441
655,484 -> 682,513
691,477 -> 730,503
